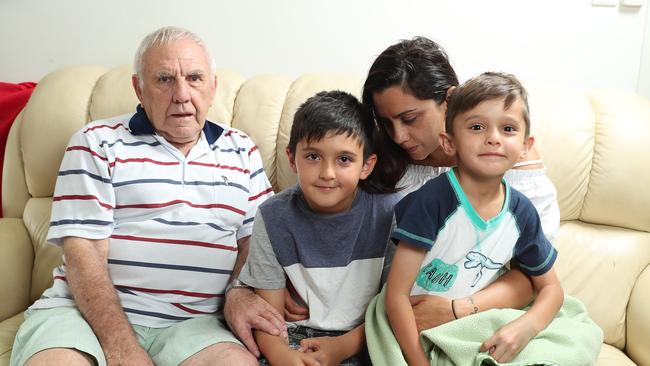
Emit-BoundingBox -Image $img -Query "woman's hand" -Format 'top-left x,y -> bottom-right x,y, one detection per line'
284,282 -> 309,322
223,287 -> 287,357
410,294 -> 455,331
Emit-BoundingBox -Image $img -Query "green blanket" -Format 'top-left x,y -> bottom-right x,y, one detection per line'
365,285 -> 603,366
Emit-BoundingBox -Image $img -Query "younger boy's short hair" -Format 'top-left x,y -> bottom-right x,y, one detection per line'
288,90 -> 373,159
445,72 -> 530,137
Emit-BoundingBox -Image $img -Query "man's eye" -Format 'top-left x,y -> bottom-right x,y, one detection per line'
158,76 -> 173,83
188,74 -> 202,82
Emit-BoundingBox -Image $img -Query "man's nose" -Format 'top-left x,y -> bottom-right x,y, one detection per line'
172,79 -> 191,103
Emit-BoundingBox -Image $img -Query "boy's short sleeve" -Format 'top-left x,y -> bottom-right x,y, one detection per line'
391,178 -> 454,251
513,196 -> 558,276
238,210 -> 286,289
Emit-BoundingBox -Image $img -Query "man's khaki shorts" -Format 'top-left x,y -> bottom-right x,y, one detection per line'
10,306 -> 244,366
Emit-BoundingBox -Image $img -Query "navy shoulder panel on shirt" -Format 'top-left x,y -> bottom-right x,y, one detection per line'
509,187 -> 558,276
392,174 -> 459,250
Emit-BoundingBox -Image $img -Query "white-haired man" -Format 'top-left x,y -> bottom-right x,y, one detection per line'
10,26 -> 282,366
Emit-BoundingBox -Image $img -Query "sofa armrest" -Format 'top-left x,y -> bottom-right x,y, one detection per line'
0,219 -> 33,322
627,264 -> 650,366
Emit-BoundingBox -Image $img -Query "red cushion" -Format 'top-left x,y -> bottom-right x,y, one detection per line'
0,82 -> 37,217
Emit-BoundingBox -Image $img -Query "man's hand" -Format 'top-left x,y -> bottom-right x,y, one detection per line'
284,284 -> 309,322
299,336 -> 347,366
479,317 -> 537,363
223,287 -> 287,357
410,294 -> 454,332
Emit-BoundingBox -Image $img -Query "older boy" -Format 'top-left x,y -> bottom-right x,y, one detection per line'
238,91 -> 399,365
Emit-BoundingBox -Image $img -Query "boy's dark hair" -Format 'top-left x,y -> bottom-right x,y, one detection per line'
361,37 -> 460,189
445,72 -> 531,137
288,90 -> 396,194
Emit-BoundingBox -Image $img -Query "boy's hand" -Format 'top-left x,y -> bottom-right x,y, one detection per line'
270,349 -> 321,366
299,336 -> 347,366
480,318 -> 537,363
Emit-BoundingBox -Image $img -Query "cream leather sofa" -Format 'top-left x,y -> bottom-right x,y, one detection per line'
1,65 -> 649,366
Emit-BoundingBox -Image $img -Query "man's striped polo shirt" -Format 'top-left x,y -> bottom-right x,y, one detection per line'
32,105 -> 274,327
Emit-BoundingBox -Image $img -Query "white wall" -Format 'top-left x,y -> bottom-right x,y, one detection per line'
1,0 -> 648,98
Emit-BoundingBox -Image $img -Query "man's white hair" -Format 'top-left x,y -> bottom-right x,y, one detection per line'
134,26 -> 217,86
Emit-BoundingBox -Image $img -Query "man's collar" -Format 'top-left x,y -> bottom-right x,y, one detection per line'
128,104 -> 224,145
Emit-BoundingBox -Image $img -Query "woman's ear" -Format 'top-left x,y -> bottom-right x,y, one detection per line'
439,132 -> 456,157
360,154 -> 377,180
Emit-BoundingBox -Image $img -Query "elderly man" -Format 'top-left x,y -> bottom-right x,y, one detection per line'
10,27 -> 282,366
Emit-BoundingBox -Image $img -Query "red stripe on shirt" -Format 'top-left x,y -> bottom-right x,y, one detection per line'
114,284 -> 221,298
172,303 -> 218,314
224,130 -> 249,139
187,161 -> 250,173
83,124 -> 128,133
114,200 -> 246,215
249,187 -> 274,201
109,158 -> 180,168
248,145 -> 258,156
66,146 -> 108,161
110,234 -> 238,251
53,195 -> 113,209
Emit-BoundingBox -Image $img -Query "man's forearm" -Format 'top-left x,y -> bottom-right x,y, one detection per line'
231,236 -> 251,281
63,237 -> 147,363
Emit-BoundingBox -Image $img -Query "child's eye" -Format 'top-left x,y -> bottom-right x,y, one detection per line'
306,153 -> 320,161
503,125 -> 516,133
469,124 -> 483,131
338,156 -> 353,164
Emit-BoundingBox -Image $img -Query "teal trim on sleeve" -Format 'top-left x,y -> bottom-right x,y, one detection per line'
393,228 -> 435,246
446,169 -> 510,231
519,247 -> 557,273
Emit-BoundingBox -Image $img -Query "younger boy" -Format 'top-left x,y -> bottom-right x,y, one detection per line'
385,72 -> 563,365
238,90 -> 399,365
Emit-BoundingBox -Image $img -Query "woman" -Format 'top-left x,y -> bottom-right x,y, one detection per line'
362,37 -> 560,340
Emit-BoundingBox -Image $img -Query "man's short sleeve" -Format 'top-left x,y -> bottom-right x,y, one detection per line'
238,211 -> 286,289
238,139 -> 273,240
47,129 -> 115,245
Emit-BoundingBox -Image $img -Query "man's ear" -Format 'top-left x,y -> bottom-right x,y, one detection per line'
286,147 -> 298,174
439,132 -> 456,157
520,135 -> 535,159
132,74 -> 144,103
360,154 -> 377,180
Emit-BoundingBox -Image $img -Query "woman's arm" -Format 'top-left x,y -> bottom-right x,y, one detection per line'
385,241 -> 430,366
411,266 -> 534,331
